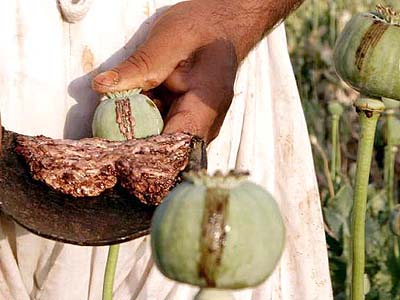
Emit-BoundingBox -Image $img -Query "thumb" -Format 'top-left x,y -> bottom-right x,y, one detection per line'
92,27 -> 199,93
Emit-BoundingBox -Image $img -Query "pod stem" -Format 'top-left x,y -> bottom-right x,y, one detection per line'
330,115 -> 340,181
384,111 -> 400,266
384,112 -> 397,211
328,101 -> 344,184
336,122 -> 342,179
329,0 -> 337,46
194,289 -> 235,300
97,90 -> 142,300
351,97 -> 384,300
102,244 -> 120,300
344,233 -> 352,299
312,0 -> 319,33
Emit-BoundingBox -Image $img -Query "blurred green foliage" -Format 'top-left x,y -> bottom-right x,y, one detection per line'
286,1 -> 400,298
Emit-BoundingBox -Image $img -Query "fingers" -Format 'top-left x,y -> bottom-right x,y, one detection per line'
92,45 -> 178,93
91,2 -> 237,144
163,40 -> 237,143
163,59 -> 193,94
163,90 -> 218,141
163,87 -> 232,143
92,6 -> 202,93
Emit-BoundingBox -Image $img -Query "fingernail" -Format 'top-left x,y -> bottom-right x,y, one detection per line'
94,70 -> 120,87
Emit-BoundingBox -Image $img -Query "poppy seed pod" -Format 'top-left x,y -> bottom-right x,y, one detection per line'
92,89 -> 163,141
334,6 -> 400,100
150,171 -> 286,290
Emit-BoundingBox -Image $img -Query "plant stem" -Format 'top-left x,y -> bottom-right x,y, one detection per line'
328,102 -> 344,183
383,108 -> 400,266
103,244 -> 120,300
336,122 -> 341,177
312,0 -> 319,33
310,134 -> 335,199
331,115 -> 340,181
194,289 -> 234,300
329,0 -> 337,46
351,97 -> 384,300
344,233 -> 352,299
394,213 -> 400,266
386,112 -> 397,210
385,146 -> 397,212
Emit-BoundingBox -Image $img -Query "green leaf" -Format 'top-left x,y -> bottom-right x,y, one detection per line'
332,184 -> 353,216
324,207 -> 344,238
324,184 -> 353,237
367,188 -> 387,218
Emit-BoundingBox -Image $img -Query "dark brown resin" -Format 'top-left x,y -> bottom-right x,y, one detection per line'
355,21 -> 388,71
15,132 -> 196,205
115,98 -> 135,140
199,187 -> 229,286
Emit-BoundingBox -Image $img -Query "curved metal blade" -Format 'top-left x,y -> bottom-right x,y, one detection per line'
0,127 -> 207,246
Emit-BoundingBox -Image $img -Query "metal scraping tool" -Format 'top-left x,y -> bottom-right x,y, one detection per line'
0,123 -> 207,246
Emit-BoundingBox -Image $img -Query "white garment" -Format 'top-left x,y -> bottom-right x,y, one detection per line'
0,1 -> 333,300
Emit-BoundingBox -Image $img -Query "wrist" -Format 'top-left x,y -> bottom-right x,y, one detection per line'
194,0 -> 303,62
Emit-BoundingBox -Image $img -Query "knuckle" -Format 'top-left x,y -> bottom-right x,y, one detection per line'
143,79 -> 159,91
127,49 -> 152,74
126,49 -> 163,90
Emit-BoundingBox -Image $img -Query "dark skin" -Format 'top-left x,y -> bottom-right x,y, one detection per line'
92,0 -> 304,143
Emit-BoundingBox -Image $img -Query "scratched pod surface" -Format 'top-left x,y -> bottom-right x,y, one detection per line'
334,6 -> 400,100
150,171 -> 286,289
92,89 -> 163,141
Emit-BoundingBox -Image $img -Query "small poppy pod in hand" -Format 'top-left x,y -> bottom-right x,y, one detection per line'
92,89 -> 163,141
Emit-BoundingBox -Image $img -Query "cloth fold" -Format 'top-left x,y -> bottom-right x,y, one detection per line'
0,1 -> 333,299
58,0 -> 94,23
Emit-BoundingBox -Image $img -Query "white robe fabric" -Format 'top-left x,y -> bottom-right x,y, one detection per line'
0,1 -> 333,299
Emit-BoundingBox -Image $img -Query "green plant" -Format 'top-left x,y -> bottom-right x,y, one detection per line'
91,89 -> 164,300
328,101 -> 345,182
103,244 -> 120,300
349,97 -> 385,300
334,9 -> 400,101
287,1 -> 400,299
92,89 -> 163,141
150,171 -> 285,300
194,289 -> 235,300
382,98 -> 400,210
333,4 -> 400,297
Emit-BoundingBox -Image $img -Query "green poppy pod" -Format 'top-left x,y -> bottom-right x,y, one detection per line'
150,171 -> 286,290
92,89 -> 163,141
334,6 -> 400,100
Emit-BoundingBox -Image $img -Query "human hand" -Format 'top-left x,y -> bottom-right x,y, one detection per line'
92,2 -> 238,143
92,0 -> 303,143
